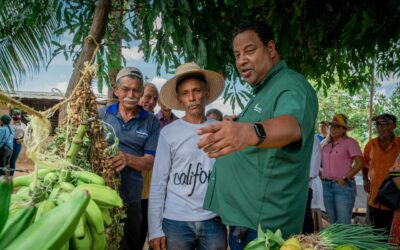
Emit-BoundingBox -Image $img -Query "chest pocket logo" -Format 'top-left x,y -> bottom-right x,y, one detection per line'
135,130 -> 149,139
253,103 -> 262,113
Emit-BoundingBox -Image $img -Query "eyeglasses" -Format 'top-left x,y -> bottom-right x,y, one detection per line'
374,121 -> 393,128
329,124 -> 345,129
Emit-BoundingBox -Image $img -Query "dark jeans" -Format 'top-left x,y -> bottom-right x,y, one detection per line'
228,226 -> 257,250
139,199 -> 148,249
302,188 -> 314,234
120,200 -> 142,250
369,206 -> 394,235
10,142 -> 22,176
162,217 -> 227,250
322,179 -> 356,224
0,146 -> 12,176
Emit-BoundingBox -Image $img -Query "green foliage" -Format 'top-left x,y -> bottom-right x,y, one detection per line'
1,0 -> 399,114
0,0 -> 61,91
316,81 -> 400,148
133,0 -> 400,107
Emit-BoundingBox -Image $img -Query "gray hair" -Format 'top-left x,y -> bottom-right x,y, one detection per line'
144,82 -> 159,95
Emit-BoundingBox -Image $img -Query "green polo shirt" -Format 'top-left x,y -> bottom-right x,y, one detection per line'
204,60 -> 318,238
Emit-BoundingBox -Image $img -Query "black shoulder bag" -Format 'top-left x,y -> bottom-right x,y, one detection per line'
375,176 -> 400,210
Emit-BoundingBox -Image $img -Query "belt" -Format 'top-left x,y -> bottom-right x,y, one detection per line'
322,177 -> 354,182
322,178 -> 337,182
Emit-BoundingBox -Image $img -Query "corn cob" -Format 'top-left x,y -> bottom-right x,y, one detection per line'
43,172 -> 59,186
73,170 -> 105,185
60,181 -> 75,192
89,224 -> 106,250
76,183 -> 123,208
56,192 -> 72,205
34,200 -> 55,222
0,205 -> 37,249
0,176 -> 13,232
71,225 -> 92,250
5,190 -> 90,250
101,208 -> 112,226
85,198 -> 105,234
74,215 -> 86,238
12,175 -> 32,187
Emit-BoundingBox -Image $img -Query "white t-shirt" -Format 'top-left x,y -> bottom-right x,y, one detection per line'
10,120 -> 26,139
310,135 -> 325,211
148,118 -> 217,240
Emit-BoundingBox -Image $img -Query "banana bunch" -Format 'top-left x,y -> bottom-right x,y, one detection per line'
1,168 -> 123,250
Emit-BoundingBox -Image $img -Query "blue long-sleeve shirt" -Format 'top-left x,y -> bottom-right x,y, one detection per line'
0,125 -> 14,150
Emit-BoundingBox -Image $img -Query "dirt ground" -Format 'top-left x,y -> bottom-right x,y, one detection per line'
13,145 -> 34,177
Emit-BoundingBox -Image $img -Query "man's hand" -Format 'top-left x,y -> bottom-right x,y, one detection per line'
337,178 -> 347,186
197,120 -> 257,158
111,152 -> 127,172
149,236 -> 166,250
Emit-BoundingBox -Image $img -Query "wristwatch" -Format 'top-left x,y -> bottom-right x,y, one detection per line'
253,123 -> 267,146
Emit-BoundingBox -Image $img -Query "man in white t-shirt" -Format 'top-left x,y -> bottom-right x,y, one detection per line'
148,63 -> 226,250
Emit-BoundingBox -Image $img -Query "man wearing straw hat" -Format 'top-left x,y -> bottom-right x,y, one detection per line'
99,66 -> 160,250
197,21 -> 318,248
148,62 -> 227,250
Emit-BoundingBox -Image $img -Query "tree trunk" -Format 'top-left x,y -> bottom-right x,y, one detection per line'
59,0 -> 112,123
106,0 -> 124,105
368,66 -> 375,141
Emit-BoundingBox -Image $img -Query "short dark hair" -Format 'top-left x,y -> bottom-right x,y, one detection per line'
232,21 -> 275,47
175,73 -> 207,94
206,109 -> 223,121
319,121 -> 329,126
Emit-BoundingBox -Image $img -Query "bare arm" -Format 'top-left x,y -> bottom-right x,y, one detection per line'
111,152 -> 154,172
337,156 -> 364,186
362,167 -> 370,193
197,115 -> 301,158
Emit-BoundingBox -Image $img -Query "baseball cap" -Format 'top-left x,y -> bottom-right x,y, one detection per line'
116,67 -> 143,83
12,109 -> 21,116
0,114 -> 11,125
372,114 -> 397,124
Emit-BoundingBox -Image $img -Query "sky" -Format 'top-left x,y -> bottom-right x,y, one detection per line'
19,45 -> 236,117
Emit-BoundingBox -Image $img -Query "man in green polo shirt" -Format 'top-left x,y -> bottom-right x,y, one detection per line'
197,21 -> 318,249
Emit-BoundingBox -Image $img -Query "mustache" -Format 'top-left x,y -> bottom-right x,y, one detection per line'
185,102 -> 201,109
123,97 -> 138,102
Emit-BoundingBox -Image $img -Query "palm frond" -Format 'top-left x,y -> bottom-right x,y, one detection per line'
0,0 -> 61,91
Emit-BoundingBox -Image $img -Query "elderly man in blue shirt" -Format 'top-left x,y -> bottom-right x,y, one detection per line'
99,67 -> 160,250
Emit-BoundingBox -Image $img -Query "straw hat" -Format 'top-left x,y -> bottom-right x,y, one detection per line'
330,114 -> 352,130
160,63 -> 225,110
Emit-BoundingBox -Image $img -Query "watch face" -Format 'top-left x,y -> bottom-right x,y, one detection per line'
254,123 -> 266,138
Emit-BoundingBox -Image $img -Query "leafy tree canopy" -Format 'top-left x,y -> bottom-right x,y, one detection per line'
133,0 -> 400,97
317,82 -> 400,147
0,0 -> 60,91
1,0 -> 399,110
